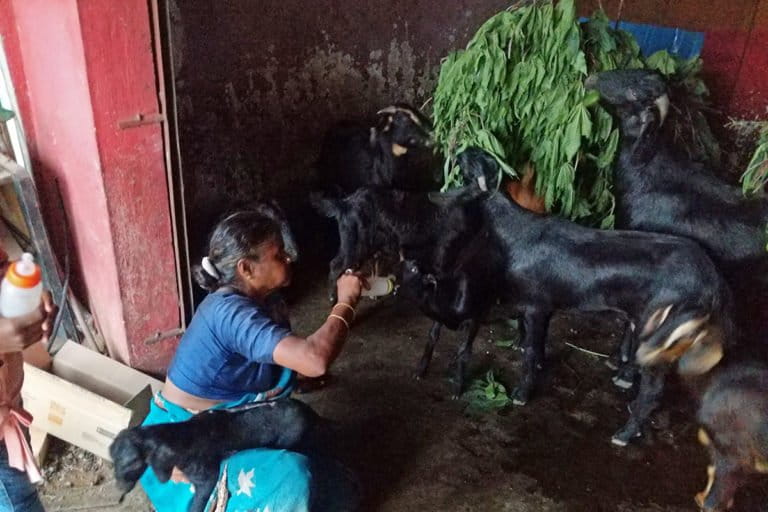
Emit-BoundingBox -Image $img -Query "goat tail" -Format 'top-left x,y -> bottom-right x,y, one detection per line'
309,191 -> 342,218
636,304 -> 725,376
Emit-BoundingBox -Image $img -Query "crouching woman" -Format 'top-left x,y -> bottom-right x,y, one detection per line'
140,210 -> 364,512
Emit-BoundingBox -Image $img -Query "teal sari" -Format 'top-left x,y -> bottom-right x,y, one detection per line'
138,368 -> 312,512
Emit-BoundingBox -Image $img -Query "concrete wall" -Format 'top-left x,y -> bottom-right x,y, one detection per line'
173,0 -> 767,254
171,0 -> 509,251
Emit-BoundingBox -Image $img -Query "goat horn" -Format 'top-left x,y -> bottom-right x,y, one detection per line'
377,106 -> 426,129
641,304 -> 673,337
661,314 -> 709,350
377,106 -> 398,116
654,94 -> 670,126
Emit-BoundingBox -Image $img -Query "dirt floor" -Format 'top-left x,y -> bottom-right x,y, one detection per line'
39,277 -> 767,512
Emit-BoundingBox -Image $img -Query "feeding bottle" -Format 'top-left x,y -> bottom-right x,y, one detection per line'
361,275 -> 396,298
0,252 -> 43,317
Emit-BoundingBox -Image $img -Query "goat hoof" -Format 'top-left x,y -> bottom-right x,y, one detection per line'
604,358 -> 620,371
612,375 -> 634,390
511,388 -> 529,406
610,435 -> 629,447
611,428 -> 641,447
413,365 -> 428,380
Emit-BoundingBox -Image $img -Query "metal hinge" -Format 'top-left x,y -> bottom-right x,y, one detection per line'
118,112 -> 166,129
143,327 -> 185,345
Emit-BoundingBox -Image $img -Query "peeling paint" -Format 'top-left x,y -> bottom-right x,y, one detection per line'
179,38 -> 438,212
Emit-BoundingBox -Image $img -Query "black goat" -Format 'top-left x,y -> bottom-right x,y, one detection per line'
109,399 -> 317,512
695,361 -> 768,512
636,334 -> 768,512
585,69 -> 768,339
433,147 -> 734,446
311,186 -> 482,302
312,187 -> 497,395
315,104 -> 433,195
396,238 -> 503,396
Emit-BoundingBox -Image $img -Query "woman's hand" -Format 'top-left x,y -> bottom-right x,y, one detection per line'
335,270 -> 366,306
42,291 -> 57,339
170,466 -> 190,483
0,291 -> 56,354
274,271 -> 366,377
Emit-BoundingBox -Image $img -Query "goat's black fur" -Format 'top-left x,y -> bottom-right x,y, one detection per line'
312,186 -> 499,394
693,359 -> 768,511
315,104 -> 433,196
311,186 -> 483,301
109,398 -> 317,512
435,147 -> 734,445
396,239 -> 503,396
586,69 -> 768,340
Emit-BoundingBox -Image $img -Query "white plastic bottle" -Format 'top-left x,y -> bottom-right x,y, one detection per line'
361,275 -> 396,298
0,252 -> 43,317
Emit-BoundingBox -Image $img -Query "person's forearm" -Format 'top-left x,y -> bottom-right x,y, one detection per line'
273,287 -> 362,377
305,304 -> 354,373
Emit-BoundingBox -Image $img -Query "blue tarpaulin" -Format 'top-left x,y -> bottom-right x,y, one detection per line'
581,18 -> 705,59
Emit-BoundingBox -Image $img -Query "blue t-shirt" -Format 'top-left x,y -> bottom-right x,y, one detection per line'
167,291 -> 293,400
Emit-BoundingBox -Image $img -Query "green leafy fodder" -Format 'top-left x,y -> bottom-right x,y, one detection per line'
433,2 -> 719,228
433,0 -> 620,227
740,122 -> 768,197
464,370 -> 513,414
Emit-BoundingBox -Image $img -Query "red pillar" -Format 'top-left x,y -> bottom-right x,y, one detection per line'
2,0 -> 180,374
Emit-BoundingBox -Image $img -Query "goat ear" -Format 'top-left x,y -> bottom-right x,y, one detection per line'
109,430 -> 149,494
377,105 -> 427,129
640,304 -> 673,337
376,114 -> 394,133
147,443 -> 177,483
309,192 -> 341,218
377,106 -> 398,116
629,106 -> 660,166
636,314 -> 710,366
625,88 -> 639,102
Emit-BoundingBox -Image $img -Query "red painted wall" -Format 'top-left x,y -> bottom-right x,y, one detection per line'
728,0 -> 768,117
581,0 -> 768,119
76,0 -> 180,374
2,0 -> 180,374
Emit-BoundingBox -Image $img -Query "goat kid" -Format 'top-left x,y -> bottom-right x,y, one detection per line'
109,398 -> 317,512
433,147 -> 733,446
312,186 -> 499,395
311,186 -> 483,302
396,239 -> 504,397
316,104 -> 434,196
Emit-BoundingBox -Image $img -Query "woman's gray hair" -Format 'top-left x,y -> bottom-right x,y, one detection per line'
192,210 -> 283,292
